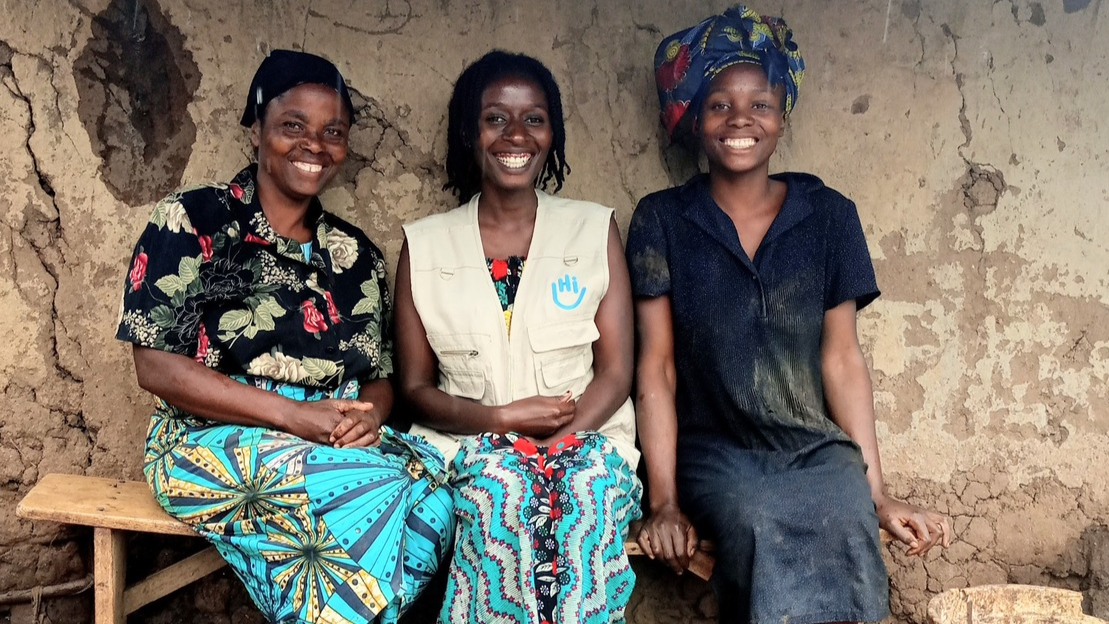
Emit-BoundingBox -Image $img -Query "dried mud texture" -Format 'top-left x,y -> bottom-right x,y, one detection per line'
1,1 -> 1108,623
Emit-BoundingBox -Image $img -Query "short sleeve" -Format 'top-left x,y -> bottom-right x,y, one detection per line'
625,197 -> 671,297
343,235 -> 394,382
824,199 -> 880,311
116,195 -> 206,354
371,251 -> 395,379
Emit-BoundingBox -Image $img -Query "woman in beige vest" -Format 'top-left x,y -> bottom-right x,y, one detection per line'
394,51 -> 642,623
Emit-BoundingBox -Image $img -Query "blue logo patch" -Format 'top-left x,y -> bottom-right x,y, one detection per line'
551,274 -> 587,310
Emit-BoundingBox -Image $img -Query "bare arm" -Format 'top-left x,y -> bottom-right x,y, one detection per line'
394,239 -> 573,437
822,299 -> 950,555
633,294 -> 698,573
540,218 -> 634,439
132,346 -> 373,445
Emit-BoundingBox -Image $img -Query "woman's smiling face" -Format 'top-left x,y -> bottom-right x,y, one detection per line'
252,83 -> 350,205
474,76 -> 553,195
698,63 -> 785,178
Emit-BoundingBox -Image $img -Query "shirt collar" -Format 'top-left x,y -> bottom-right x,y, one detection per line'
228,164 -> 330,266
678,172 -> 819,269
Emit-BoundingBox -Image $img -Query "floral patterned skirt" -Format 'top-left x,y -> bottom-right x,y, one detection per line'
439,432 -> 642,624
142,378 -> 454,624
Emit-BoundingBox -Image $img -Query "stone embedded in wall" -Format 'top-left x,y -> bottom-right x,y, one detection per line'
852,94 -> 872,114
73,0 -> 199,206
960,165 -> 1006,217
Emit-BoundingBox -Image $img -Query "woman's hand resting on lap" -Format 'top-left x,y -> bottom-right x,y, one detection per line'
495,394 -> 575,439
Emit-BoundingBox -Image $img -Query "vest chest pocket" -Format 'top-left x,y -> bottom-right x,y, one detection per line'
427,333 -> 491,401
527,320 -> 600,396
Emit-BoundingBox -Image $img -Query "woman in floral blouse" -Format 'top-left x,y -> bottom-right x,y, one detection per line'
116,50 -> 453,624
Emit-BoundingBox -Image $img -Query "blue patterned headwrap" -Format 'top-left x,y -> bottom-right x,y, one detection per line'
654,5 -> 805,139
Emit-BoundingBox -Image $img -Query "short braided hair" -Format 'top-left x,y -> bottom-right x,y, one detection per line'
443,50 -> 570,202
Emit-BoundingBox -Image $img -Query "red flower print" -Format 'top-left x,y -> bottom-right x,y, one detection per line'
197,233 -> 213,261
194,325 -> 209,363
512,436 -> 539,457
549,493 -> 562,519
244,233 -> 270,245
301,300 -> 328,334
323,291 -> 341,324
229,183 -> 244,201
129,252 -> 148,291
656,43 -> 692,92
662,101 -> 691,136
491,258 -> 509,280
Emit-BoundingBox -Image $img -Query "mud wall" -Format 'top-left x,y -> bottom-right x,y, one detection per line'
1,1 -> 1106,622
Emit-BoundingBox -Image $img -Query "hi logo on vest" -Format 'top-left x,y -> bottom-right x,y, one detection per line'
551,274 -> 587,310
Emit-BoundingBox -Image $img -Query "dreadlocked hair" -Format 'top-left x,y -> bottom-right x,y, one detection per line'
443,50 -> 570,203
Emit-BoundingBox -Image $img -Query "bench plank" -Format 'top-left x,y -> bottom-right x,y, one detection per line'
16,473 -> 195,537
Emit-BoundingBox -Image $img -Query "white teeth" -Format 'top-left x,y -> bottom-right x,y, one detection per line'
293,162 -> 323,173
723,138 -> 757,149
495,154 -> 532,169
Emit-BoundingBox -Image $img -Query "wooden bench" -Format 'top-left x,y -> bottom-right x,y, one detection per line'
18,473 -> 888,621
16,474 -> 227,624
17,473 -> 715,623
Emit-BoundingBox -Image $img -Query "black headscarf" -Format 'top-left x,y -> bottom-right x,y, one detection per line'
240,49 -> 356,127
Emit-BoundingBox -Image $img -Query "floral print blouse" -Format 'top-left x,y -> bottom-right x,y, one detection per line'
117,165 -> 393,390
487,256 -> 525,333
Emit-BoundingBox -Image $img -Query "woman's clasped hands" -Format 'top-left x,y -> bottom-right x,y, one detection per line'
494,391 -> 576,445
279,399 -> 385,448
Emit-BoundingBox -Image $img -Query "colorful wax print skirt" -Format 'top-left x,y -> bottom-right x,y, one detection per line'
439,431 -> 642,624
142,377 -> 454,624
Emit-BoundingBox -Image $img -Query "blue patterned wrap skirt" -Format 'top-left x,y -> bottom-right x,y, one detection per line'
439,431 -> 642,624
142,377 -> 455,624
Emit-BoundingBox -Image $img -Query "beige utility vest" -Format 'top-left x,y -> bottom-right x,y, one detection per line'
404,190 -> 638,468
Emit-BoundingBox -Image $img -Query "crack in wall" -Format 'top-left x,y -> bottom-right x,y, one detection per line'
887,472 -> 1109,621
0,47 -> 96,494
902,0 -> 926,72
940,23 -> 973,152
344,87 -> 419,181
984,52 -> 1015,154
2,53 -> 82,388
308,0 -> 414,36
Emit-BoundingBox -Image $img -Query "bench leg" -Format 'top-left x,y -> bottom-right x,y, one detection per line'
93,527 -> 125,624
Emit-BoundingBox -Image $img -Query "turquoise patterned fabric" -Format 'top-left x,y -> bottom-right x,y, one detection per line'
143,378 -> 454,623
440,431 -> 642,624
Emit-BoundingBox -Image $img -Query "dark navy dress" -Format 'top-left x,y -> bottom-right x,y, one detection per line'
626,173 -> 890,624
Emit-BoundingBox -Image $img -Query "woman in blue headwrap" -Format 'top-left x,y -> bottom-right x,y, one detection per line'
626,6 -> 950,624
117,49 -> 453,623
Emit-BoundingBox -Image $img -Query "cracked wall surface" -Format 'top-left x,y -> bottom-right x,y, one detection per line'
0,1 -> 1107,623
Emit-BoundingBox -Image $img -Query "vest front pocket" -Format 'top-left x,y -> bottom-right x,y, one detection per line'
440,368 -> 487,400
528,320 -> 599,396
427,333 -> 491,401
